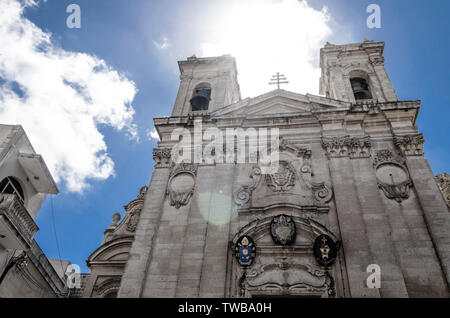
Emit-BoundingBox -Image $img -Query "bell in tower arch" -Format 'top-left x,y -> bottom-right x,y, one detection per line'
350,77 -> 372,100
190,84 -> 211,111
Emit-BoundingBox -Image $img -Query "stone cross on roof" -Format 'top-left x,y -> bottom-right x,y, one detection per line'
269,72 -> 289,90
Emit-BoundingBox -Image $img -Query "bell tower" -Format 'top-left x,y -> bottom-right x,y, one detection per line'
319,39 -> 398,103
171,55 -> 241,116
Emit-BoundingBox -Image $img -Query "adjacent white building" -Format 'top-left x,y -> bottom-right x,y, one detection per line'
0,124 -> 67,297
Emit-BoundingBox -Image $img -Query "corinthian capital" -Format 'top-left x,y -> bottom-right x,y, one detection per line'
153,148 -> 172,168
435,173 -> 450,208
322,136 -> 371,159
394,134 -> 424,156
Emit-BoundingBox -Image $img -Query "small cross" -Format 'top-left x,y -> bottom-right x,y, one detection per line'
269,72 -> 289,90
321,237 -> 327,244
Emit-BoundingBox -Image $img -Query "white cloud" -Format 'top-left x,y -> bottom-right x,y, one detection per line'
153,36 -> 170,50
0,0 -> 138,192
146,128 -> 160,141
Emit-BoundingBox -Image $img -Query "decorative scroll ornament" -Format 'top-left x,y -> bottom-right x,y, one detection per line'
279,139 -> 312,159
242,262 -> 335,297
374,149 -> 412,203
234,167 -> 261,206
313,235 -> 337,267
312,182 -> 333,204
436,173 -> 450,208
153,148 -> 172,168
270,215 -> 296,246
265,161 -> 296,192
394,134 -> 425,156
378,179 -> 413,203
322,136 -> 371,159
369,55 -> 385,66
235,235 -> 256,267
167,162 -> 197,209
125,186 -> 147,232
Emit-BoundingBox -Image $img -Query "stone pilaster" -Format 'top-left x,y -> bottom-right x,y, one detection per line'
199,164 -> 235,297
174,165 -> 216,297
322,136 -> 380,297
351,156 -> 409,297
398,135 -> 450,290
118,149 -> 171,298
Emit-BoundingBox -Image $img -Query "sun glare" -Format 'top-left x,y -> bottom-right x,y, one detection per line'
200,0 -> 331,98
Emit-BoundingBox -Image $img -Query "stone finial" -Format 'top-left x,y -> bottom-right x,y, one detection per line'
106,212 -> 121,231
102,212 -> 121,244
435,173 -> 450,208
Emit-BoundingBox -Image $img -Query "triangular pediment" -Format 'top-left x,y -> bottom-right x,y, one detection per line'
211,89 -> 348,118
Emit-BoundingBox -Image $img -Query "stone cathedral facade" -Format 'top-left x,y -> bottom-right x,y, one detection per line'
83,40 -> 450,298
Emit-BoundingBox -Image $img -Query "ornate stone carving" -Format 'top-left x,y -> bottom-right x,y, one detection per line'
279,139 -> 311,159
124,186 -> 148,232
167,162 -> 197,209
378,179 -> 413,203
312,182 -> 333,204
102,186 -> 148,243
270,215 -> 296,246
136,185 -> 148,200
374,149 -> 413,203
374,149 -> 396,166
234,167 -> 261,206
265,161 -> 296,192
322,136 -> 371,159
347,136 -> 371,158
153,148 -> 172,168
234,158 -> 333,212
241,262 -> 335,297
105,213 -> 121,233
369,55 -> 385,66
125,209 -> 140,232
394,134 -> 425,156
435,173 -> 450,208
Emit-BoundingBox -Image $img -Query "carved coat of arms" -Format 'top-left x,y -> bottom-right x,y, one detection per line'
270,215 -> 296,246
265,161 -> 296,192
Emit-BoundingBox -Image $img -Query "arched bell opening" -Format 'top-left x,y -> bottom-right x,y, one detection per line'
350,77 -> 372,100
348,70 -> 373,101
190,83 -> 211,111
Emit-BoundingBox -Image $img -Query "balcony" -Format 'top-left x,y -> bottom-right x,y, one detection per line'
0,194 -> 39,249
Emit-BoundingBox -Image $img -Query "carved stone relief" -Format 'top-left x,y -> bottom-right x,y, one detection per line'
231,215 -> 339,297
153,148 -> 172,168
322,135 -> 371,159
102,186 -> 148,244
265,161 -> 296,192
373,149 -> 413,203
125,186 -> 148,232
435,173 -> 450,208
270,215 -> 296,246
394,134 -> 425,156
234,140 -> 333,214
239,262 -> 335,297
167,162 -> 197,209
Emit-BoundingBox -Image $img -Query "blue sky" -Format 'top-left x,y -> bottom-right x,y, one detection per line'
1,0 -> 448,272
